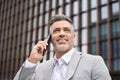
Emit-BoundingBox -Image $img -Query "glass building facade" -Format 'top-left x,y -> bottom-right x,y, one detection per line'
0,0 -> 120,80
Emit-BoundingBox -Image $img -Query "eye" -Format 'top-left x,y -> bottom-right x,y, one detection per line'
53,28 -> 60,33
64,28 -> 71,32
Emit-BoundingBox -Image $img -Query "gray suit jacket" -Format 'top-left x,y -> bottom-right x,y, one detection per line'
14,51 -> 111,80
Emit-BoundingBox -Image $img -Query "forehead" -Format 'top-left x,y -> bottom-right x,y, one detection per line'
51,20 -> 73,29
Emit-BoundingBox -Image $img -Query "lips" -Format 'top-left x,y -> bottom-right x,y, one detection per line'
56,38 -> 68,44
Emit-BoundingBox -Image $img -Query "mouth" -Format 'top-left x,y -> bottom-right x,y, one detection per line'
57,38 -> 68,44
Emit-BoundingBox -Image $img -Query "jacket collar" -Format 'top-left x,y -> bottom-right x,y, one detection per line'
46,50 -> 82,80
65,50 -> 82,80
44,59 -> 54,80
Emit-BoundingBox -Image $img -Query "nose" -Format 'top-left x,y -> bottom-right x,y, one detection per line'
59,30 -> 65,37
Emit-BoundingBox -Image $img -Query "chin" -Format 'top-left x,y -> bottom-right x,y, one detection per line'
55,44 -> 70,52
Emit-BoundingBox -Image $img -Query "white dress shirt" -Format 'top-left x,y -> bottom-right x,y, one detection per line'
24,48 -> 75,80
51,48 -> 75,80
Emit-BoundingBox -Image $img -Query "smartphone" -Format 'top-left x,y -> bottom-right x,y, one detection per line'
42,34 -> 51,56
45,34 -> 51,43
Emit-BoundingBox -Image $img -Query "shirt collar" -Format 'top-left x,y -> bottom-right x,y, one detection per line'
53,48 -> 75,65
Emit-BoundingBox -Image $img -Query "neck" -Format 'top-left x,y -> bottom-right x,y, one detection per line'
55,48 -> 73,59
55,51 -> 66,59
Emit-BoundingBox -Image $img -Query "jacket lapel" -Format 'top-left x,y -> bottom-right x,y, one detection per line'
65,51 -> 82,80
45,59 -> 54,80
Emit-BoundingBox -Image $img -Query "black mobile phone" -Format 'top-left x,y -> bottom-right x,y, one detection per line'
45,34 -> 51,43
42,34 -> 51,56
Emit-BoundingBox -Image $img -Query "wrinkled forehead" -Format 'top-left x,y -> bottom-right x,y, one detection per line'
49,20 -> 74,33
52,20 -> 72,26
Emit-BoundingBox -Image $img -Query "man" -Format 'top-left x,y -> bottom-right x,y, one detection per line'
14,14 -> 111,80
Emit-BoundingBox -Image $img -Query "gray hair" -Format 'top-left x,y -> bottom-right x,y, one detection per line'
48,14 -> 73,28
48,14 -> 74,34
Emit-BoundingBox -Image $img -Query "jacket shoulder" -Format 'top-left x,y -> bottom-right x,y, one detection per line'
74,50 -> 103,61
36,59 -> 54,71
82,53 -> 103,61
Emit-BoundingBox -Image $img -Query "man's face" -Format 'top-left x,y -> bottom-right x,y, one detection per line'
50,20 -> 75,53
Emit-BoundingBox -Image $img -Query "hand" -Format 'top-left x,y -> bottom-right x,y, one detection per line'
28,41 -> 48,63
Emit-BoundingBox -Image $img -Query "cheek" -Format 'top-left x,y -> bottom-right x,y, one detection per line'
69,35 -> 75,43
69,38 -> 74,44
51,35 -> 57,44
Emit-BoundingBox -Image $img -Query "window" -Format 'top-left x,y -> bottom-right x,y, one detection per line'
29,0 -> 33,6
100,23 -> 108,40
23,10 -> 27,21
81,29 -> 87,44
100,41 -> 108,67
28,8 -> 32,19
90,9 -> 97,23
111,2 -> 119,16
81,13 -> 87,27
101,6 -> 108,20
28,20 -> 31,30
90,0 -> 97,8
81,0 -> 87,11
38,15 -> 43,27
65,0 -> 70,3
39,2 -> 43,14
74,31 -> 79,46
111,0 -> 118,2
45,0 -> 49,11
65,4 -> 70,16
51,10 -> 55,17
52,0 -> 56,9
34,5 -> 37,16
33,18 -> 37,28
73,16 -> 79,30
44,13 -> 49,24
90,26 -> 96,43
89,43 -> 96,55
100,41 -> 108,58
44,26 -> 49,38
112,39 -> 120,58
32,29 -> 36,41
89,26 -> 96,54
100,0 -> 108,5
38,28 -> 42,40
73,1 -> 79,14
34,0 -> 39,4
81,45 -> 87,53
26,44 -> 30,56
112,39 -> 120,71
58,0 -> 63,6
111,20 -> 120,37
58,7 -> 63,14
22,33 -> 25,44
27,31 -> 31,43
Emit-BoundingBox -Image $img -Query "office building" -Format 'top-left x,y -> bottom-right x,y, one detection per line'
0,0 -> 120,79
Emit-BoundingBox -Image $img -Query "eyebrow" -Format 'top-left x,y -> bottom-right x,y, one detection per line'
53,26 -> 70,30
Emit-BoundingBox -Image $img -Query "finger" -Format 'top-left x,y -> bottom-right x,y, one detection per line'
37,41 -> 48,49
41,41 -> 48,49
35,44 -> 47,53
38,41 -> 48,45
33,41 -> 48,54
38,41 -> 48,46
33,44 -> 43,53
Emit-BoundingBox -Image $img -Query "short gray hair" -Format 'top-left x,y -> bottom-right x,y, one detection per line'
48,14 -> 72,28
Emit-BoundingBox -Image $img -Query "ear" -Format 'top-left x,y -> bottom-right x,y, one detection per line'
73,33 -> 76,40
